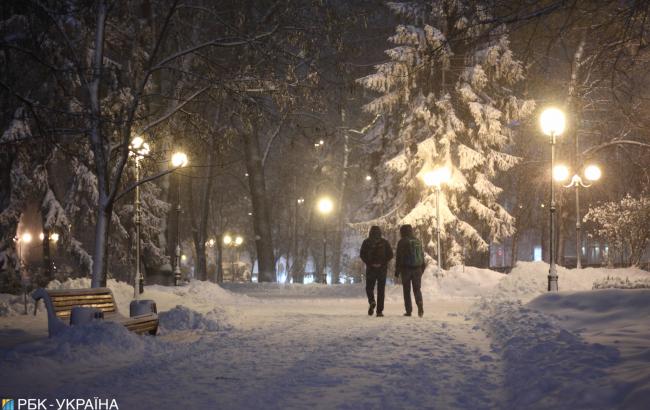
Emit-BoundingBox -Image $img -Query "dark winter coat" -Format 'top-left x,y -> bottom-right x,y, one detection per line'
395,224 -> 426,276
360,226 -> 394,274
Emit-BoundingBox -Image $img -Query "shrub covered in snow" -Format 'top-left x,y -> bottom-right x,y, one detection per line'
593,276 -> 650,290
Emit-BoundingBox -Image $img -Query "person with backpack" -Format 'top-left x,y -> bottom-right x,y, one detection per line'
395,224 -> 426,317
360,226 -> 394,317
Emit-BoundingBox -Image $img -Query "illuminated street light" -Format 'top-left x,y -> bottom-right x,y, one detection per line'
223,234 -> 233,246
553,164 -> 570,182
50,233 -> 59,243
540,107 -> 565,291
423,166 -> 451,275
317,197 -> 334,215
423,167 -> 451,188
21,232 -> 32,244
584,165 -> 601,181
235,236 -> 244,246
365,175 -> 372,181
39,232 -> 45,241
171,152 -> 189,168
316,196 -> 334,284
540,107 -> 566,137
171,151 -> 188,286
560,164 -> 603,269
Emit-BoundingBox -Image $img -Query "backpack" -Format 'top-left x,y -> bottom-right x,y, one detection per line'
368,240 -> 386,266
405,238 -> 424,268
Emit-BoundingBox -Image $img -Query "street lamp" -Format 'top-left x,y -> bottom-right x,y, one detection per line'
553,163 -> 601,269
171,151 -> 188,286
15,232 -> 32,314
423,166 -> 451,276
223,234 -> 243,281
540,107 -> 566,291
129,136 -> 150,298
316,197 -> 334,284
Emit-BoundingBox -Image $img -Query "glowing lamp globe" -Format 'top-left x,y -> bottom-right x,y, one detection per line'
223,235 -> 233,245
540,108 -> 566,136
423,167 -> 451,187
235,236 -> 244,246
317,197 -> 334,215
171,152 -> 188,168
584,165 -> 601,181
553,164 -> 570,182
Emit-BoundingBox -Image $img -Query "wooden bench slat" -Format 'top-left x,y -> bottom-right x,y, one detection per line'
51,295 -> 114,303
53,301 -> 116,310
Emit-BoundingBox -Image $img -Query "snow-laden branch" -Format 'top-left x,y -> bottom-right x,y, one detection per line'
114,167 -> 180,203
140,85 -> 211,133
262,113 -> 287,167
582,140 -> 650,158
150,26 -> 279,73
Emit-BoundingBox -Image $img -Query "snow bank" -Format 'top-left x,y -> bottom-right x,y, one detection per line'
493,261 -> 650,301
159,305 -> 232,333
593,276 -> 650,289
472,297 -> 623,409
528,290 -> 650,408
0,293 -> 34,317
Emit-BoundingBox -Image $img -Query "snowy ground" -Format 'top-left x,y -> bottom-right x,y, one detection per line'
1,262 -> 649,409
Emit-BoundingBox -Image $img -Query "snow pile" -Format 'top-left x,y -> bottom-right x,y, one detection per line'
528,290 -> 650,408
0,293 -> 34,317
493,261 -> 650,301
148,279 -> 254,308
422,265 -> 504,298
159,305 -> 232,333
592,276 -> 650,289
473,297 -> 623,409
223,282 -> 365,299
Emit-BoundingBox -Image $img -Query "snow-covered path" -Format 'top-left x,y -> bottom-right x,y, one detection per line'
2,263 -> 650,409
2,295 -> 504,409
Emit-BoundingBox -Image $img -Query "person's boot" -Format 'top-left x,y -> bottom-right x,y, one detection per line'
368,301 -> 376,316
376,312 -> 384,317
403,312 -> 412,317
417,303 -> 424,318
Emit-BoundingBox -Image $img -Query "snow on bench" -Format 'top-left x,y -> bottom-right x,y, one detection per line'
32,287 -> 159,337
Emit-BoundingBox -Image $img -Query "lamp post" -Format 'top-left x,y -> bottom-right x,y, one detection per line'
16,232 -> 32,314
552,163 -> 601,269
171,151 -> 189,286
129,137 -> 150,299
540,107 -> 566,291
223,234 -> 244,281
423,166 -> 451,276
317,196 -> 334,284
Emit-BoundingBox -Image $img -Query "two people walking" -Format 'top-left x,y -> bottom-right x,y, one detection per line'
360,224 -> 426,317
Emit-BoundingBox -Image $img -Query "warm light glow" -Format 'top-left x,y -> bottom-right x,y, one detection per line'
365,175 -> 372,181
423,167 -> 451,187
553,164 -> 570,182
317,197 -> 334,215
131,136 -> 144,149
171,152 -> 188,168
50,233 -> 60,243
235,236 -> 243,246
21,232 -> 32,243
584,164 -> 601,181
319,139 -> 324,145
540,107 -> 566,136
223,235 -> 233,245
39,232 -> 45,241
297,198 -> 305,204
181,254 -> 187,261
130,137 -> 150,158
207,238 -> 215,247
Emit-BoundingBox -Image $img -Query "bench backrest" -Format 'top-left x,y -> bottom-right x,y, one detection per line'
46,288 -> 117,320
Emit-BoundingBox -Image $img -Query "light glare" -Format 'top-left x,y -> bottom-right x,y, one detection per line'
540,107 -> 566,136
171,152 -> 188,167
317,197 -> 334,215
584,165 -> 601,181
423,167 -> 451,187
553,164 -> 570,182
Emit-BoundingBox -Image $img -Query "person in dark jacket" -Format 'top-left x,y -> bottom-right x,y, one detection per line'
395,224 -> 426,317
360,226 -> 394,317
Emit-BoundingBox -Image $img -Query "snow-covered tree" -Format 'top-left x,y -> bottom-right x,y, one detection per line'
357,1 -> 534,266
584,195 -> 650,267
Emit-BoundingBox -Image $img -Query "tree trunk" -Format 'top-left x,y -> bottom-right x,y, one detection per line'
331,114 -> 349,285
241,125 -> 275,282
216,235 -> 224,283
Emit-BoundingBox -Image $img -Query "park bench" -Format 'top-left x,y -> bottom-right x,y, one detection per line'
32,287 -> 158,337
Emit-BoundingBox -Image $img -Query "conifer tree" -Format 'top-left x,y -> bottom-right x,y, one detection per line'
358,1 -> 534,265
